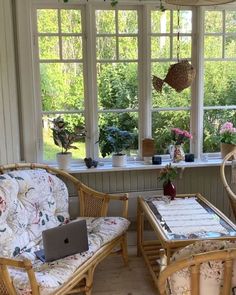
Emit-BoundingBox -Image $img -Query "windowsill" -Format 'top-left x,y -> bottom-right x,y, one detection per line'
57,157 -> 225,174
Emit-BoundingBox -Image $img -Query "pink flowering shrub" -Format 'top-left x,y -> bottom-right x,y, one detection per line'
171,128 -> 192,145
220,122 -> 236,145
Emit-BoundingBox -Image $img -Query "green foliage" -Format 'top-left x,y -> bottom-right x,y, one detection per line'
98,127 -> 134,157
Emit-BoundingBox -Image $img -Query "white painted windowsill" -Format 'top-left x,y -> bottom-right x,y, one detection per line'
59,158 -> 226,174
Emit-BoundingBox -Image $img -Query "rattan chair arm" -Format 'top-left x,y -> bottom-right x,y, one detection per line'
105,193 -> 129,218
0,257 -> 40,295
220,150 -> 236,217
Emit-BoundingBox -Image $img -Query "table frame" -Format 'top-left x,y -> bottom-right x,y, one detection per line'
137,193 -> 236,290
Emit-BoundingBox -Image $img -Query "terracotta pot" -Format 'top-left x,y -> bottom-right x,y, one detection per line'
163,180 -> 176,200
220,143 -> 236,160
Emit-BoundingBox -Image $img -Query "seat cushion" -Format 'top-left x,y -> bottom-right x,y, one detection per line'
169,240 -> 236,295
10,216 -> 130,295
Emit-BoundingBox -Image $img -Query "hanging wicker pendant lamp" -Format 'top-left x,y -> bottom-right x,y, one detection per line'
165,0 -> 235,5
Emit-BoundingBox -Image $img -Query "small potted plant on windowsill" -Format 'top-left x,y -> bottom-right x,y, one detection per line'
220,122 -> 236,159
98,126 -> 134,167
51,116 -> 85,170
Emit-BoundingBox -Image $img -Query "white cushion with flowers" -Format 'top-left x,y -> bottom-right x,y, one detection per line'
0,169 -> 130,295
10,216 -> 130,295
0,169 -> 69,258
168,240 -> 236,295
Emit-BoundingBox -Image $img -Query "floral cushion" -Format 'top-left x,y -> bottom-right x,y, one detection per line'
10,216 -> 130,295
169,240 -> 236,295
0,169 -> 69,258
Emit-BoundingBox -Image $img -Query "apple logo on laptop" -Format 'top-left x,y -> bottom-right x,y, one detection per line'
64,238 -> 69,244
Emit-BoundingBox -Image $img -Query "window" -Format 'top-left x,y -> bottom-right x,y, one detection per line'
203,9 -> 236,153
26,2 -> 236,164
36,8 -> 86,161
96,9 -> 139,158
151,10 -> 193,154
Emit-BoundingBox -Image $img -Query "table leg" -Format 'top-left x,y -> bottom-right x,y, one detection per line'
137,198 -> 144,257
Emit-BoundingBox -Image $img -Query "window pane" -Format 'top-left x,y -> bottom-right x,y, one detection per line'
61,10 -> 81,33
96,37 -> 116,60
40,63 -> 84,111
203,110 -> 236,153
226,11 -> 236,33
118,10 -> 138,34
151,36 -> 170,59
173,11 -> 192,34
151,10 -> 170,33
225,36 -> 236,58
97,63 -> 138,110
173,36 -> 191,59
204,36 -> 222,58
43,114 -> 86,161
37,9 -> 58,33
119,37 -> 138,59
98,112 -> 138,158
62,36 -> 82,59
152,111 -> 191,154
39,36 -> 59,60
204,61 -> 236,106
96,10 -> 115,34
205,11 -> 222,33
152,62 -> 191,108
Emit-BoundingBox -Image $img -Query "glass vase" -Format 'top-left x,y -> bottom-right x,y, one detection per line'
163,180 -> 176,200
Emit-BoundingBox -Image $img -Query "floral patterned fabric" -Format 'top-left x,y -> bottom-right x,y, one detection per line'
0,169 -> 130,295
169,240 -> 236,295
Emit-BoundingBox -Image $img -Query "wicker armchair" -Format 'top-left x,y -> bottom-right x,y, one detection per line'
158,246 -> 236,295
0,163 -> 129,295
220,150 -> 236,219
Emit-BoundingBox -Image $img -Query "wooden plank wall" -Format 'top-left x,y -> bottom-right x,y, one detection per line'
68,166 -> 235,222
0,0 -> 20,165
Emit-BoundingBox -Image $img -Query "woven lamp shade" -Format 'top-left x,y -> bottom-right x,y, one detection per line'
165,0 -> 235,5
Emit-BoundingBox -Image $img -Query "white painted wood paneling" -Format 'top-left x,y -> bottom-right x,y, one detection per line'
70,166 -> 235,222
0,0 -> 20,164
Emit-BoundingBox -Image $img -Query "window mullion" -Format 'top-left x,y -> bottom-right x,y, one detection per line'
84,3 -> 98,159
191,6 -> 204,159
138,5 -> 152,158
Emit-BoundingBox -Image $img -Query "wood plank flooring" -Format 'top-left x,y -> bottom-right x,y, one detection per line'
92,246 -> 158,295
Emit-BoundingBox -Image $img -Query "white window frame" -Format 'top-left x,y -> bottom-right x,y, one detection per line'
15,0 -> 236,164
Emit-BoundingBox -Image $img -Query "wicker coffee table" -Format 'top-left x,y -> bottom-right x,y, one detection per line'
137,193 -> 236,290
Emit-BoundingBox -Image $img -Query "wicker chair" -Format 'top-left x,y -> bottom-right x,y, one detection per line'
0,163 -> 129,295
220,150 -> 236,219
158,246 -> 236,295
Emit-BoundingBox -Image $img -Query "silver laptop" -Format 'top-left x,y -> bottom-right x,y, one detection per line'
35,220 -> 89,262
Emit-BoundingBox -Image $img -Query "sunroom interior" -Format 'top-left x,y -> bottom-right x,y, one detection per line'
1,0 -> 236,294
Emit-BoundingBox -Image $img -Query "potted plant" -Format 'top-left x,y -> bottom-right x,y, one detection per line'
220,122 -> 236,159
51,116 -> 85,169
98,126 -> 134,167
158,164 -> 178,199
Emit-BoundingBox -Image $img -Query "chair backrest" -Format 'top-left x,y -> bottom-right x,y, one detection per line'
220,150 -> 236,219
0,165 -> 70,258
158,247 -> 236,295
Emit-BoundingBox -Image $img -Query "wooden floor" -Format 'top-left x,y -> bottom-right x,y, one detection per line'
92,246 -> 158,295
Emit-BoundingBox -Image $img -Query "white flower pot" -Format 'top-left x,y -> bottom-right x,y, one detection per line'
56,152 -> 72,170
112,154 -> 127,167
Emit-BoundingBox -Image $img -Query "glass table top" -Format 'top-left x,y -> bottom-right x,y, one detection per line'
145,195 -> 236,241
